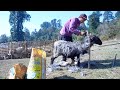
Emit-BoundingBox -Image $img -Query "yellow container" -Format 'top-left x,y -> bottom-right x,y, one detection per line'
27,48 -> 46,79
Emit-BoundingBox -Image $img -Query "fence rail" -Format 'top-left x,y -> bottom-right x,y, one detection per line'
0,40 -> 56,56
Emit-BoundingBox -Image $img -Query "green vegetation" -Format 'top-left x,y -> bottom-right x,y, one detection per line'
9,11 -> 31,41
0,11 -> 120,43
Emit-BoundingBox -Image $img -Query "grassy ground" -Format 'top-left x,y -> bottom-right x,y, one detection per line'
0,39 -> 120,79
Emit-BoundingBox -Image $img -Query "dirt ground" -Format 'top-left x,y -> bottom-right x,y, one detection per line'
0,39 -> 120,79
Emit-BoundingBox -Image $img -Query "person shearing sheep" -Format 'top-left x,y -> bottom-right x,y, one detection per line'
59,14 -> 88,42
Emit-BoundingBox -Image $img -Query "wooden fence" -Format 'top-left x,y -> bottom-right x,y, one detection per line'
0,39 -> 57,56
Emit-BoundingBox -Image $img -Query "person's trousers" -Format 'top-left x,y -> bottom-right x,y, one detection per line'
59,34 -> 73,42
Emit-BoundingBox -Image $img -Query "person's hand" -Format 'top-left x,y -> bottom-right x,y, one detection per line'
80,31 -> 87,36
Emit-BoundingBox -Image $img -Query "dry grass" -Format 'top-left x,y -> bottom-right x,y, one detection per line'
0,40 -> 120,79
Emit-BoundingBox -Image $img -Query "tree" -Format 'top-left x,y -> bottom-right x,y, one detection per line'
51,19 -> 57,29
8,36 -> 12,42
30,29 -> 38,41
57,19 -> 62,29
0,34 -> 8,43
103,11 -> 115,22
96,11 -> 102,17
23,28 -> 31,41
40,22 -> 51,30
97,16 -> 120,40
87,11 -> 102,34
38,18 -> 61,40
9,11 -> 31,42
115,11 -> 120,19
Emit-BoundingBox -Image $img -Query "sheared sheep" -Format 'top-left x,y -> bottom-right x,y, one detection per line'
50,35 -> 102,67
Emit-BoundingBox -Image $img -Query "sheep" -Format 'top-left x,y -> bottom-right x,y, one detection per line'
50,35 -> 102,67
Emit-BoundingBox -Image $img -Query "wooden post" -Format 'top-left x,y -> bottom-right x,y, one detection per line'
88,47 -> 91,69
44,40 -> 46,50
112,54 -> 117,67
10,41 -> 12,59
88,34 -> 91,69
52,39 -> 54,47
7,42 -> 9,55
24,41 -> 27,58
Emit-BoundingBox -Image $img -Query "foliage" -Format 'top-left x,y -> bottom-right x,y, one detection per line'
23,28 -> 31,41
0,34 -> 8,43
87,11 -> 102,35
9,11 -> 31,41
1,11 -> 119,43
103,11 -> 114,22
115,11 -> 120,19
30,18 -> 61,41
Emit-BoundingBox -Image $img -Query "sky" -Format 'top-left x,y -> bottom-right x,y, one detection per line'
0,11 -> 117,36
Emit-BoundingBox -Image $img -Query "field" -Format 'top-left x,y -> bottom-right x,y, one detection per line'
0,39 -> 120,79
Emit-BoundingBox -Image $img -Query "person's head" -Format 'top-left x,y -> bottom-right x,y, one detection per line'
78,14 -> 87,23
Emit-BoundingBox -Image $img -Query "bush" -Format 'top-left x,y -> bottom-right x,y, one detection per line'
96,18 -> 120,41
100,35 -> 109,41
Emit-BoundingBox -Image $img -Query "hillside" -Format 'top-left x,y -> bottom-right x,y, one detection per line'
0,39 -> 120,79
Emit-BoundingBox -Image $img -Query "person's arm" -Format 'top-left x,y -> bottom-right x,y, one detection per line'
69,18 -> 80,36
83,23 -> 89,35
85,30 -> 89,35
80,23 -> 89,35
